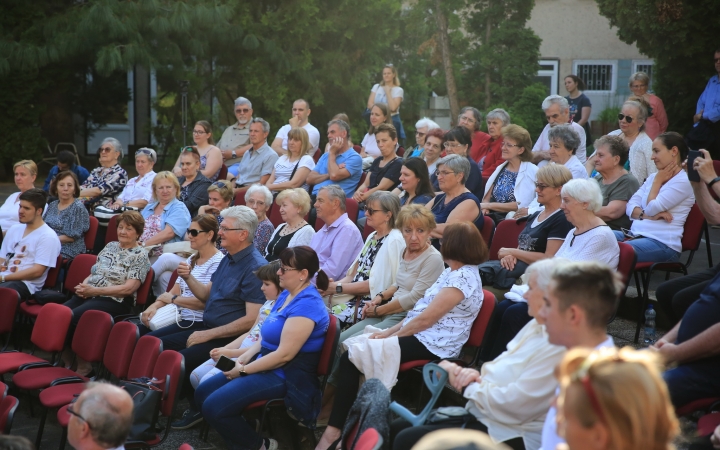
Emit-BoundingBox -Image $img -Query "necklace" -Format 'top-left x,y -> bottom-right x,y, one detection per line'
281,220 -> 307,236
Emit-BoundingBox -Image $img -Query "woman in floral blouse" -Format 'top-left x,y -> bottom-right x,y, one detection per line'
44,171 -> 90,259
244,185 -> 275,254
80,137 -> 128,208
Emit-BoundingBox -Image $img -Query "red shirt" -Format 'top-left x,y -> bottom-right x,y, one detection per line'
481,137 -> 505,179
469,131 -> 492,163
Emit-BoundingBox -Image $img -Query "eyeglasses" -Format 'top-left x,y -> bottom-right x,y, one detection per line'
192,130 -> 207,135
502,142 -> 521,149
186,228 -> 210,237
458,116 -> 476,124
219,226 -> 244,233
364,206 -> 385,216
436,170 -> 456,177
235,108 -> 251,113
618,114 -> 634,123
415,131 -> 426,137
98,146 -> 114,153
443,142 -> 462,149
211,181 -> 229,189
279,266 -> 299,274
535,182 -> 550,190
135,148 -> 154,157
67,405 -> 91,427
247,199 -> 265,207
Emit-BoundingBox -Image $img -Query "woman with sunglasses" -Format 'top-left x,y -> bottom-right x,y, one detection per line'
264,188 -> 315,262
172,121 -> 223,181
354,123 -> 403,205
431,127 -> 484,200
177,147 -> 212,217
265,127 -> 316,193
140,214 -> 223,333
391,157 -> 435,206
200,180 -> 234,254
79,137 -> 128,208
111,148 -> 158,210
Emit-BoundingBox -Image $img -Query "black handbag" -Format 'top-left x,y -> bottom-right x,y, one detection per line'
120,377 -> 166,441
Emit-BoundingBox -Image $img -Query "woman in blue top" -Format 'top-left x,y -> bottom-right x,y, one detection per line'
195,245 -> 330,450
392,157 -> 436,206
139,171 -> 191,262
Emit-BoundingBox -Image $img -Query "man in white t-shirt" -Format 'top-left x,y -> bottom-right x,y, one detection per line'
533,95 -> 587,166
0,188 -> 61,301
270,99 -> 320,156
536,260 -> 621,450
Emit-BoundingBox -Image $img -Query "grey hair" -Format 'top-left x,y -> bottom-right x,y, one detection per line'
318,184 -> 347,212
136,147 -> 157,163
622,100 -> 648,126
234,96 -> 252,109
245,184 -> 273,207
220,205 -> 259,242
541,95 -> 570,113
415,117 -> 441,130
366,191 -> 401,229
78,382 -> 133,448
437,154 -> 471,185
101,137 -> 124,159
548,124 -> 582,154
629,72 -> 650,87
526,257 -> 572,292
250,117 -> 270,134
486,108 -> 511,126
327,119 -> 351,137
459,106 -> 482,126
561,178 -> 603,213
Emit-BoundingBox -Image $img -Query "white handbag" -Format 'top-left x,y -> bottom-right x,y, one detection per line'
145,304 -> 179,331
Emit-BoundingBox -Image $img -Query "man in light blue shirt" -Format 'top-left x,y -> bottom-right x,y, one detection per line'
307,120 -> 363,197
692,49 -> 720,154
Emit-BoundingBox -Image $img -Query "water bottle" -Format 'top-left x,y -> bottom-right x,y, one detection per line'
644,304 -> 657,344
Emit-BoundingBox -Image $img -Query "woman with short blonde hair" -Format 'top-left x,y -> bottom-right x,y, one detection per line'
263,188 -> 315,261
0,160 -> 39,231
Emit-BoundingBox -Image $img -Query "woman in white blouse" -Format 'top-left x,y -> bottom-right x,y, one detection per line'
548,124 -> 588,180
613,132 -> 694,263
111,148 -> 157,210
360,103 -> 393,168
263,188 -> 315,261
0,160 -> 38,233
265,127 -> 315,192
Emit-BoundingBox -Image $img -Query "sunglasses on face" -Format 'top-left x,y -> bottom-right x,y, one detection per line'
535,182 -> 550,190
186,228 -> 210,237
364,206 -> 385,216
235,108 -> 251,113
618,114 -> 634,123
99,146 -> 114,153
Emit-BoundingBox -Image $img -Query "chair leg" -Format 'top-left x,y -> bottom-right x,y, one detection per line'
35,408 -> 48,449
634,272 -> 651,343
705,222 -> 713,268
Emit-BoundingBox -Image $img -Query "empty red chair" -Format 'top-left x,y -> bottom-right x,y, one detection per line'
0,288 -> 18,351
127,335 -> 163,379
84,216 -> 100,254
135,268 -> 155,308
0,395 -> 19,434
104,215 -> 119,245
488,218 -> 526,261
65,254 -> 98,294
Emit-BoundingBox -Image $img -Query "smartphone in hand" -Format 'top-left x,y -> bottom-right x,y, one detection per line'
215,355 -> 236,372
687,150 -> 702,182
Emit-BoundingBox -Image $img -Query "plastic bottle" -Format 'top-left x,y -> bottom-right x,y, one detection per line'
644,304 -> 656,344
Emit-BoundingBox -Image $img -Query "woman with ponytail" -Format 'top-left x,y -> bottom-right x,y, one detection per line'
195,245 -> 330,450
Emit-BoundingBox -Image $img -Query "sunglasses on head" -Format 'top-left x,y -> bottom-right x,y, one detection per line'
182,146 -> 196,152
211,180 -> 229,189
186,228 -> 210,237
617,114 -> 634,123
135,148 -> 154,157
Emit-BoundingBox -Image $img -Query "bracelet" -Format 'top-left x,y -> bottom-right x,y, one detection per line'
376,291 -> 385,300
708,176 -> 720,189
171,295 -> 178,304
374,305 -> 380,317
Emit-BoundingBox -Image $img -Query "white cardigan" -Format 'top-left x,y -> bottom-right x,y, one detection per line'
608,130 -> 656,183
484,161 -> 538,209
263,223 -> 316,255
362,229 -> 406,297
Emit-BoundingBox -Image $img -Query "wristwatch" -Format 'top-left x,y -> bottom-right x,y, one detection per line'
336,283 -> 343,294
376,291 -> 385,300
708,176 -> 720,189
238,366 -> 248,377
231,150 -> 237,159
639,210 -> 644,220
171,295 -> 178,304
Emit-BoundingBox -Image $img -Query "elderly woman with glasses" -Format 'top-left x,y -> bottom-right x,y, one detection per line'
264,188 -> 315,262
80,137 -> 128,208
406,117 -> 441,159
173,120 -> 223,181
177,147 -> 212,217
479,108 -> 511,178
245,185 -> 275,254
431,127 -> 484,200
629,72 -> 668,140
111,148 -> 158,210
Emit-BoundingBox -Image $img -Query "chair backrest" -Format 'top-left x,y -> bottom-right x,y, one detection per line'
72,310 -> 114,362
353,145 -> 362,155
467,290 -> 497,348
681,203 -> 706,252
0,381 -> 7,399
312,147 -> 323,163
0,288 -> 18,336
65,254 -> 98,294
151,350 -> 185,417
103,322 -> 139,379
105,215 -> 119,244
489,218 -> 526,261
136,268 -> 155,306
396,147 -> 405,158
713,161 -> 720,200
356,172 -> 367,193
167,270 -> 179,292
217,164 -> 228,181
127,335 -> 163,379
318,315 -> 340,381
43,255 -> 64,289
0,395 -> 19,434
346,198 -> 360,223
234,190 -> 246,206
354,428 -> 383,450
268,203 -> 284,227
31,303 -> 72,353
85,216 -> 100,252
479,215 -> 495,247
362,223 -> 376,241
315,217 -> 326,231
178,444 -> 195,450
616,242 -> 637,291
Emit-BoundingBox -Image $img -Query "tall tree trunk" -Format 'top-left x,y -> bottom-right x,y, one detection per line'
484,13 -> 492,110
434,0 -> 459,125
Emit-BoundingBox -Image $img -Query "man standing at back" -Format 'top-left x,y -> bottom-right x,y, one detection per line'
532,95 -> 587,166
270,99 -> 321,156
307,120 -> 363,198
218,96 -> 254,179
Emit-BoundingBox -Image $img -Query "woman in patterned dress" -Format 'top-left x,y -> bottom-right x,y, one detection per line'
79,137 -> 128,208
44,171 -> 90,259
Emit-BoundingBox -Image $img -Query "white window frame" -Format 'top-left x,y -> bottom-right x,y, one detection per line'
573,59 -> 617,93
537,59 -> 559,95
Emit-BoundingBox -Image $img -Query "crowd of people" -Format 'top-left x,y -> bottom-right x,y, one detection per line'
2,51 -> 720,450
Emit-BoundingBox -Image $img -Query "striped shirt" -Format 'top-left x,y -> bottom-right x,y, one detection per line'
178,251 -> 224,321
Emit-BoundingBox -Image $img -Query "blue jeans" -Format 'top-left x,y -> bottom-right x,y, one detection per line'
227,163 -> 240,177
613,231 -> 680,263
664,362 -> 720,409
195,371 -> 286,450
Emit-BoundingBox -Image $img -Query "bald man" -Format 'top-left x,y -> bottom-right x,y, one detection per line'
67,382 -> 134,450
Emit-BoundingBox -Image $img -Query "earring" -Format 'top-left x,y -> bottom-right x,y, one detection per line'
300,278 -> 304,281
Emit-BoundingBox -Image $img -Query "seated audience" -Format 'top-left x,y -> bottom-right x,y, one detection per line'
199,180 -> 234,254
45,171 -> 90,259
548,124 -> 588,179
270,99 -> 320,156
264,188 -> 315,261
42,150 -> 89,193
591,135 -> 640,231
479,108 -> 511,178
265,126 -> 316,192
196,246 -> 329,449
143,214 -> 223,329
392,258 -> 568,450
0,160 -> 39,232
322,192 -> 404,325
354,123 -> 403,205
481,124 -> 538,223
139,172 -> 191,262
537,261 -> 621,450
245,185 -> 275,254
0,189 -> 61,301
309,185 -> 364,282
323,113 -> 354,151
556,347 -> 678,450
172,120 -> 223,181
458,107 -> 491,165
406,117 -> 441,158
391,157 -> 436,206
307,119 -> 363,197
177,147 -> 212,217
426,155 -> 482,246
532,95 -> 587,165
67,382 -> 134,450
218,96 -> 253,179
613,132 -> 693,263
149,206 -> 266,431
431,127 -> 484,200
360,103 -> 393,168
80,137 -> 128,208
423,128 -> 445,177
315,222 -> 487,449
110,147 -> 157,210
63,210 -> 150,375
232,118 -> 278,193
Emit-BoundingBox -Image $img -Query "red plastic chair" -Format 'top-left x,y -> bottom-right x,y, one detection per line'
698,411 -> 720,437
0,380 -> 6,399
676,397 -> 720,417
609,243 -> 637,324
105,215 -> 119,245
479,216 -> 495,247
217,164 -> 228,181
362,224 -> 376,241
135,268 -> 155,308
268,203 -> 284,227
0,395 -> 19,434
346,198 -> 360,223
234,190 -> 246,207
353,145 -> 362,154
0,288 -> 18,351
127,335 -> 163,379
396,147 -> 405,158
0,303 -> 72,376
632,203 -> 706,342
312,147 -> 323,163
85,216 -> 99,253
488,218 -> 526,261
167,270 -> 179,292
64,254 -> 97,296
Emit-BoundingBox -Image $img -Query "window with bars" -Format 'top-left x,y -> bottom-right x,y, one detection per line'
576,64 -> 614,91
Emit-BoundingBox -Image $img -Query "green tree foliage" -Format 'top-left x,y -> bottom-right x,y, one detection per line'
595,0 -> 720,134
